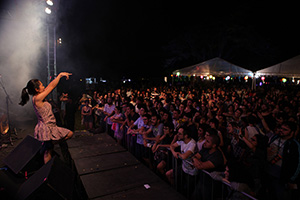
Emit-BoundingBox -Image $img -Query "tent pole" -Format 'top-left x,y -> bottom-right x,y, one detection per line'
172,75 -> 174,85
252,72 -> 256,91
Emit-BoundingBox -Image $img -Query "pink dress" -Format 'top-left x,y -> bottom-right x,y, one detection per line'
33,101 -> 70,141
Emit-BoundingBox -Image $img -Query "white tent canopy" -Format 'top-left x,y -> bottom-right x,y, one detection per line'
172,57 -> 253,77
256,55 -> 300,78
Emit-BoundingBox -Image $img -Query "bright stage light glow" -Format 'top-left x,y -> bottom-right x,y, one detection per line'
0,0 -> 46,120
46,0 -> 54,6
45,7 -> 51,14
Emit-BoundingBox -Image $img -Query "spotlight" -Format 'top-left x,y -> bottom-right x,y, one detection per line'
45,7 -> 52,14
46,0 -> 54,6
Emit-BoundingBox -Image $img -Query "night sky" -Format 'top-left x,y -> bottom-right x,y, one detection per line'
3,1 -> 300,80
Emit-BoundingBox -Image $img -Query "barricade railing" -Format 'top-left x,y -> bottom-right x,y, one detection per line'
112,126 -> 258,200
169,156 -> 258,200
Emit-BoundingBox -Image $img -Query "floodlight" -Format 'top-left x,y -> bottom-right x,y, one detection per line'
45,7 -> 51,14
57,38 -> 62,44
46,0 -> 54,6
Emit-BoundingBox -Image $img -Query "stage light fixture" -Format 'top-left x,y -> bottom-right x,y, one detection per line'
45,7 -> 52,14
57,38 -> 62,44
46,0 -> 54,6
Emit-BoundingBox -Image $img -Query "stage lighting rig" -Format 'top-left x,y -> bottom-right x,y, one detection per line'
46,0 -> 54,6
45,7 -> 51,14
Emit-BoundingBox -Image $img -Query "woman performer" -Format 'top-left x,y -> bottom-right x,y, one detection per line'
19,72 -> 73,163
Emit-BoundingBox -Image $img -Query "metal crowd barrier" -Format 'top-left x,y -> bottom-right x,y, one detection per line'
112,125 -> 258,200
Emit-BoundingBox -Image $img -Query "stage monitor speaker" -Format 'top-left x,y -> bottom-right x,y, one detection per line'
3,135 -> 44,175
16,156 -> 75,200
3,135 -> 44,174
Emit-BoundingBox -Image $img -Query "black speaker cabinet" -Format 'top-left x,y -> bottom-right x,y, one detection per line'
16,156 -> 75,200
3,135 -> 44,175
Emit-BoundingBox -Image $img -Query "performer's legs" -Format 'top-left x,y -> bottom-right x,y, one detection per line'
41,141 -> 54,164
44,149 -> 52,164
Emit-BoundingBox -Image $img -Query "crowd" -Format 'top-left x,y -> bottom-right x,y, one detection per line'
61,82 -> 300,200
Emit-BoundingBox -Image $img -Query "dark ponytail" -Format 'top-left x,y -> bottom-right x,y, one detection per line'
19,79 -> 40,106
19,87 -> 29,106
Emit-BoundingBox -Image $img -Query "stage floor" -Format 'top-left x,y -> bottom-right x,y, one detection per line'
67,131 -> 186,200
1,125 -> 186,200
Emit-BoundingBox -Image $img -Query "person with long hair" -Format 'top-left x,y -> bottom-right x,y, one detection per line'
81,99 -> 93,131
19,72 -> 73,164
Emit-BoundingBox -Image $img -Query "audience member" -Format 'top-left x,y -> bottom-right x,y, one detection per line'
76,82 -> 300,200
166,126 -> 197,197
266,121 -> 300,200
103,97 -> 115,137
81,100 -> 93,131
110,106 -> 124,145
152,121 -> 176,176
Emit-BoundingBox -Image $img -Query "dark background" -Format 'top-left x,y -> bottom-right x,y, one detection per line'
56,1 -> 300,80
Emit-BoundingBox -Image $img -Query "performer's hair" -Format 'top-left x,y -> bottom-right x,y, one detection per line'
19,79 -> 40,106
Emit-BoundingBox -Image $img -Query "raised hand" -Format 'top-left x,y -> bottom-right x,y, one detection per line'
59,72 -> 72,80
